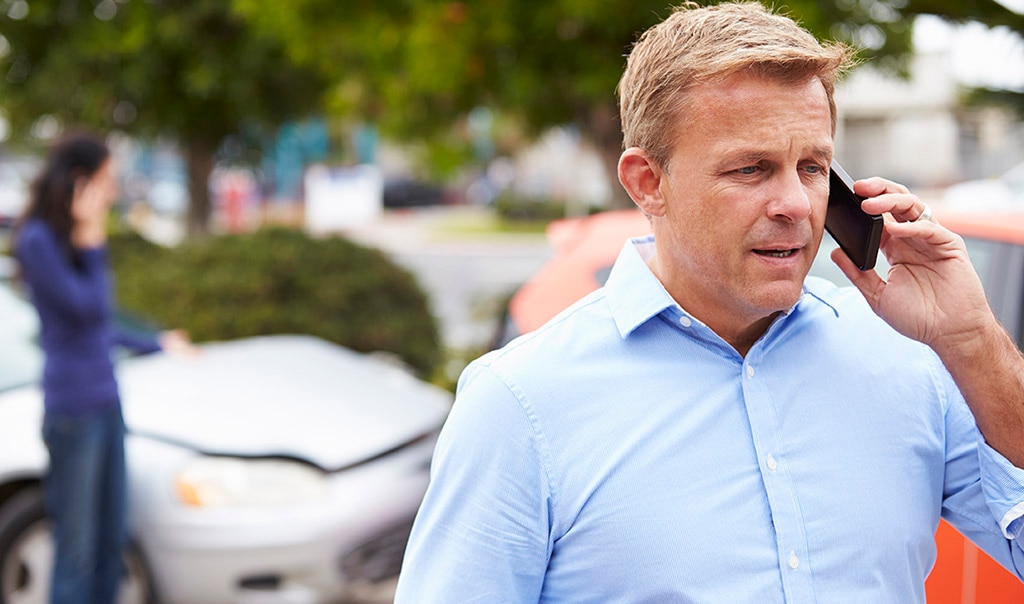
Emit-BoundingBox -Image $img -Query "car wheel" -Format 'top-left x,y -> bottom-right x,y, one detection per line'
0,486 -> 154,604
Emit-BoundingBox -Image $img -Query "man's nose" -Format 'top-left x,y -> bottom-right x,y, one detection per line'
766,171 -> 813,223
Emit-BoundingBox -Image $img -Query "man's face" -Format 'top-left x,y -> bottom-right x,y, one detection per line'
649,72 -> 833,335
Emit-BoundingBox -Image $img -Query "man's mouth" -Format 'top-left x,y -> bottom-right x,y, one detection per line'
754,248 -> 798,258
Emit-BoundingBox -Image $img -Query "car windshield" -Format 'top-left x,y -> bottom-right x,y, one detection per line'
0,280 -> 43,393
1003,162 -> 1024,197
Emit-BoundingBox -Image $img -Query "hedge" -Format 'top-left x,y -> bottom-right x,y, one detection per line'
108,228 -> 441,378
493,194 -> 605,224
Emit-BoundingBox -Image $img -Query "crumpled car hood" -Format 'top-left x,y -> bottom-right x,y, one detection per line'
117,335 -> 451,471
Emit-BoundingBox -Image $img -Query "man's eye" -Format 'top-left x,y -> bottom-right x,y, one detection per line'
737,166 -> 759,175
804,164 -> 826,175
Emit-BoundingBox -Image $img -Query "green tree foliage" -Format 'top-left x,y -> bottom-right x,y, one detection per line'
967,87 -> 1024,118
234,0 -> 1021,204
2,1 -> 1018,214
226,0 -> 983,203
901,0 -> 1024,118
109,228 -> 442,378
0,0 -> 329,235
904,0 -> 1024,30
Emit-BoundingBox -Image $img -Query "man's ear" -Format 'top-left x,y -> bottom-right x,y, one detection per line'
617,148 -> 667,217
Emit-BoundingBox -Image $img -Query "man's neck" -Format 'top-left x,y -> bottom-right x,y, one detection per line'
646,253 -> 781,357
715,313 -> 780,357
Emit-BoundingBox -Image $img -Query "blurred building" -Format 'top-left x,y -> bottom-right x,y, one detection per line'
836,49 -> 1024,189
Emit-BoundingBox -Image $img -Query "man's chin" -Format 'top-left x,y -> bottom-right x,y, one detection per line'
755,283 -> 806,315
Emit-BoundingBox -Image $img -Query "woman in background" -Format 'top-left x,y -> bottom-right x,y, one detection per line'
13,131 -> 192,604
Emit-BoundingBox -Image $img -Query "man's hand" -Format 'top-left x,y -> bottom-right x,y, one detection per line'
830,177 -> 991,353
832,177 -> 1024,467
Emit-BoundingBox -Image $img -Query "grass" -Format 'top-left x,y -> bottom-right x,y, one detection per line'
430,207 -> 552,237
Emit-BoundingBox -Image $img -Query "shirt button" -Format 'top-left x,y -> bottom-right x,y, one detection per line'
766,454 -> 778,472
679,315 -> 692,328
789,552 -> 799,570
746,364 -> 755,378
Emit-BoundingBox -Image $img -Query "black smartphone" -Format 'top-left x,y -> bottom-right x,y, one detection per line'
826,160 -> 883,271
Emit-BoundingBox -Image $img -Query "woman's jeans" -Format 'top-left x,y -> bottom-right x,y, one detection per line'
42,405 -> 127,604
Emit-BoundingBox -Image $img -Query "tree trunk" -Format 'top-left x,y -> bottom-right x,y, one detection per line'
184,139 -> 216,238
586,101 -> 633,210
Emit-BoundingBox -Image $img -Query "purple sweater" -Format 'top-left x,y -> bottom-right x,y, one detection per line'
15,220 -> 161,414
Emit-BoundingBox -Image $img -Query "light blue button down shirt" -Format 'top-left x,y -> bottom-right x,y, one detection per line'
396,236 -> 1024,603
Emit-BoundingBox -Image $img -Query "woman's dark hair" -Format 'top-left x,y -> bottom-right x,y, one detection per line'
14,130 -> 111,254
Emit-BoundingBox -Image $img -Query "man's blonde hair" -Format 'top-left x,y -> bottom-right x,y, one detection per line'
618,2 -> 856,168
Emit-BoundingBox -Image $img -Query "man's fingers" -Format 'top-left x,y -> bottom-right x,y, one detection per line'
853,177 -> 928,223
883,218 -> 957,252
853,176 -> 908,198
830,246 -> 884,305
861,193 -> 921,222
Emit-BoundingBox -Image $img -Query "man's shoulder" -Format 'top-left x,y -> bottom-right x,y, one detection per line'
469,288 -> 623,394
456,287 -> 635,430
489,289 -> 617,364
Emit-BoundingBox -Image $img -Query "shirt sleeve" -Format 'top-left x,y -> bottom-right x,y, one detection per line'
977,439 -> 1024,539
395,359 -> 553,603
112,326 -> 162,355
16,222 -> 110,322
941,372 -> 1024,578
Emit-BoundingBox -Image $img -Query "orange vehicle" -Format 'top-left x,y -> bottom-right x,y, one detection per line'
496,208 -> 1024,603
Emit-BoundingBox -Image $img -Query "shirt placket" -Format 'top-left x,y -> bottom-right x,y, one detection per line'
740,349 -> 815,602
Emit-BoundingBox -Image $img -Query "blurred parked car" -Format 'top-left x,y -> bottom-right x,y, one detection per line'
943,162 -> 1024,211
495,208 -> 1024,603
0,275 -> 452,603
382,178 -> 447,209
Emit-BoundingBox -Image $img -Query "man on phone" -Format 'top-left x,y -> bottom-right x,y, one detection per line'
396,3 -> 1024,601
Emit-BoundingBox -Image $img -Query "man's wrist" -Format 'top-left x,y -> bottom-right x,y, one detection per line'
942,317 -> 1015,360
933,317 -> 1014,369
931,315 -> 1024,467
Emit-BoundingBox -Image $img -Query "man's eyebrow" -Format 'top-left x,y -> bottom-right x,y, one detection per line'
806,145 -> 833,161
712,145 -> 833,170
716,151 -> 770,168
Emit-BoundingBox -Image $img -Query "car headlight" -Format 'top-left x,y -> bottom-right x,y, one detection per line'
175,457 -> 328,508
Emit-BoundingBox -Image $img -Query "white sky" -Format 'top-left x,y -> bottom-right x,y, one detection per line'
914,2 -> 1024,91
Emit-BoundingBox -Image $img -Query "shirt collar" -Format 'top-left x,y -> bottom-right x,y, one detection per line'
799,276 -> 841,318
604,236 -> 682,338
604,236 -> 841,339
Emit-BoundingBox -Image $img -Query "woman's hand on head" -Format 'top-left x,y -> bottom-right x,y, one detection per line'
70,158 -> 119,249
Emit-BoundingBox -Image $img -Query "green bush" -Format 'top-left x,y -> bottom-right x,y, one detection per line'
109,228 -> 441,378
493,194 -> 606,224
493,195 -> 568,223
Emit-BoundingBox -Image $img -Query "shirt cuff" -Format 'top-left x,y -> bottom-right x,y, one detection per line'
978,437 -> 1024,539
